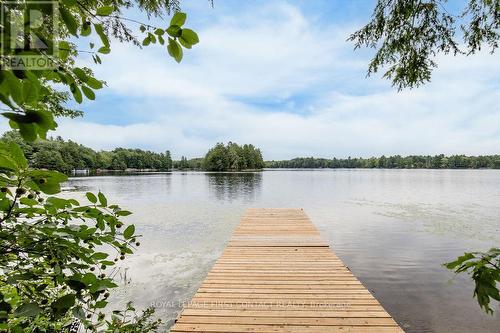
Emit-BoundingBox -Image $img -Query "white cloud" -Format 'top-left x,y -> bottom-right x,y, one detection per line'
45,2 -> 500,159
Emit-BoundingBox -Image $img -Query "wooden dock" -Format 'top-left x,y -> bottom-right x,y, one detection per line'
170,208 -> 404,333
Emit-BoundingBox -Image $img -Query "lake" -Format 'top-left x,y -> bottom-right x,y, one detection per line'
64,169 -> 500,332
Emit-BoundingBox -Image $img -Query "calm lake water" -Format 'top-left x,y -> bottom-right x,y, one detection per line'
64,169 -> 500,333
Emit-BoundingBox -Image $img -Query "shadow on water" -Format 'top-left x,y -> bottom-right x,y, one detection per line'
206,172 -> 262,202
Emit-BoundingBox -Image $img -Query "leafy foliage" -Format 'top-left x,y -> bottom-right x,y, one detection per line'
0,0 -> 199,141
349,0 -> 499,89
0,141 -> 164,331
266,154 -> 500,169
445,248 -> 500,314
0,1 -> 201,331
203,142 -> 265,171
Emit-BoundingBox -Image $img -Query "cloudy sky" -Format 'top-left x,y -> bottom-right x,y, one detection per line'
31,1 -> 500,159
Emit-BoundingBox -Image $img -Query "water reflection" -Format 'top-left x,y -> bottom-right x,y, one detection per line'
206,172 -> 262,202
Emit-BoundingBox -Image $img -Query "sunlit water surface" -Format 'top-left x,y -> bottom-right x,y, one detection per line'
64,169 -> 500,332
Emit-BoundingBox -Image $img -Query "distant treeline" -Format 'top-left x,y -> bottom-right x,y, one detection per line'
1,131 -> 173,173
1,132 -> 265,173
265,155 -> 500,169
174,157 -> 204,170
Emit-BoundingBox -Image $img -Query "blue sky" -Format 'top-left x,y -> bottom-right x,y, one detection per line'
25,1 -> 500,159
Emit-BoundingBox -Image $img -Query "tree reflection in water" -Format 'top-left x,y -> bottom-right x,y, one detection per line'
206,172 -> 262,202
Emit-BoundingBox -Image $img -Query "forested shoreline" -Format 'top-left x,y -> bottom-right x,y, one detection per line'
1,131 -> 173,173
0,132 -> 264,173
266,155 -> 500,169
3,131 -> 498,173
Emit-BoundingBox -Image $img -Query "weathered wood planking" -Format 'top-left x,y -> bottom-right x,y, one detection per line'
170,208 -> 404,333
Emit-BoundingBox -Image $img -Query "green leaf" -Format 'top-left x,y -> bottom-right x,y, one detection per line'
95,216 -> 104,230
445,253 -> 475,270
3,110 -> 57,141
1,71 -> 23,106
98,192 -> 107,206
79,273 -> 97,286
142,36 -> 151,46
170,12 -> 187,26
444,248 -> 500,315
14,303 -> 42,317
81,86 -> 95,100
68,198 -> 80,206
0,141 -> 28,169
96,6 -> 114,16
123,225 -> 135,239
59,7 -> 78,36
166,25 -> 182,37
20,197 -> 38,206
86,77 -> 103,89
46,197 -> 72,209
22,79 -> 39,103
91,252 -> 108,260
154,28 -> 164,35
167,38 -> 183,63
178,37 -> 191,49
0,146 -> 18,171
58,41 -> 71,59
72,68 -> 88,82
0,199 -> 12,211
72,306 -> 86,320
94,24 -> 110,47
52,294 -> 76,310
116,210 -> 132,216
86,192 -> 97,203
26,170 -> 67,194
70,84 -> 82,103
14,123 -> 36,141
81,21 -> 91,36
93,300 -> 108,309
98,46 -> 110,54
180,29 -> 199,46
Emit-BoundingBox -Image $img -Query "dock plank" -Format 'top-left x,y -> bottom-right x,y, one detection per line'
169,208 -> 404,333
